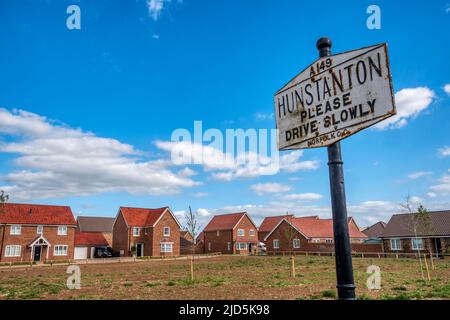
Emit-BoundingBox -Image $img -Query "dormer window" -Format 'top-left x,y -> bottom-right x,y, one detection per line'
10,225 -> 21,235
57,226 -> 67,236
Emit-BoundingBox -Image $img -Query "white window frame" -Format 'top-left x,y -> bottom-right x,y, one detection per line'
10,225 -> 21,235
216,230 -> 220,237
312,239 -> 320,243
273,239 -> 280,249
163,227 -> 170,237
293,238 -> 300,249
236,242 -> 247,250
208,242 -> 211,251
37,225 -> 43,235
227,242 -> 231,251
237,229 -> 245,236
54,245 -> 68,256
57,225 -> 67,236
5,245 -> 21,257
249,229 -> 255,236
390,238 -> 402,251
411,238 -> 424,250
132,227 -> 140,237
325,239 -> 333,244
160,242 -> 173,253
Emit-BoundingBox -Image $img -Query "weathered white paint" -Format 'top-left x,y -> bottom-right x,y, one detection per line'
274,43 -> 396,150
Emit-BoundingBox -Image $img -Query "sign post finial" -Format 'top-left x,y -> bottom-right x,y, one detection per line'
316,37 -> 332,57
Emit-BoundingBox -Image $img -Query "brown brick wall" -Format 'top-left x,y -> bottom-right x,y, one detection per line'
233,215 -> 258,254
382,237 -> 449,254
0,224 -> 75,262
112,212 -> 129,256
151,211 -> 180,257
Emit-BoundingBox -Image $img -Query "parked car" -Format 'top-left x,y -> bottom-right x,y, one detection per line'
94,247 -> 118,258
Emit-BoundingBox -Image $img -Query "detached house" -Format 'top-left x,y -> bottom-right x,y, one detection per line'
0,203 -> 76,263
112,206 -> 180,257
258,214 -> 293,242
203,212 -> 258,254
264,216 -> 368,253
380,210 -> 450,256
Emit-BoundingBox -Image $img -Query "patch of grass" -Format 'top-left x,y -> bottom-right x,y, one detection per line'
321,290 -> 336,299
392,286 -> 407,291
143,281 -> 161,287
167,280 -> 176,286
123,283 -> 133,287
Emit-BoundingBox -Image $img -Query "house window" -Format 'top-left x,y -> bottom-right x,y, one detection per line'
5,245 -> 21,257
312,239 -> 320,243
390,238 -> 402,250
37,225 -> 43,235
208,242 -> 211,251
236,242 -> 247,250
293,239 -> 300,248
10,225 -> 21,235
325,239 -> 333,244
132,227 -> 140,237
227,242 -> 231,251
163,227 -> 170,237
411,238 -> 424,250
237,229 -> 245,236
57,226 -> 67,236
273,239 -> 280,249
249,229 -> 255,236
160,242 -> 173,253
216,230 -> 220,237
54,245 -> 68,256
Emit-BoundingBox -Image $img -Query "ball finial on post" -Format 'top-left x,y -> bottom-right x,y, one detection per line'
317,37 -> 332,57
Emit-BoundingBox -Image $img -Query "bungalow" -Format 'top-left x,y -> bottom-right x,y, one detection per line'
112,206 -> 181,257
0,203 -> 76,263
362,221 -> 386,239
380,210 -> 450,256
203,212 -> 258,254
264,216 -> 368,253
258,214 -> 293,242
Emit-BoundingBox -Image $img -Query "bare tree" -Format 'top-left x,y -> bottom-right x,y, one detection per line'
400,196 -> 434,280
184,205 -> 200,281
0,190 -> 9,259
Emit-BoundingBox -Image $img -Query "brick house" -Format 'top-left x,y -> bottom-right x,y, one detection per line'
203,212 -> 258,254
380,210 -> 450,256
74,232 -> 109,259
112,206 -> 180,257
0,203 -> 76,263
362,221 -> 386,239
258,214 -> 293,242
180,230 -> 199,255
264,216 -> 369,253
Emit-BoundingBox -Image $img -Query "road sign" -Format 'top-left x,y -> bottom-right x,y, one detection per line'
274,43 -> 396,150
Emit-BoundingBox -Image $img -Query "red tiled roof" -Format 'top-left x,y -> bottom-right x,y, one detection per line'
259,215 -> 293,233
290,217 -> 367,239
203,212 -> 247,231
74,232 -> 108,246
0,203 -> 76,225
119,206 -> 168,227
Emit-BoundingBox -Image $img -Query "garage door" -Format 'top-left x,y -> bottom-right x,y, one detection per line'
74,247 -> 88,260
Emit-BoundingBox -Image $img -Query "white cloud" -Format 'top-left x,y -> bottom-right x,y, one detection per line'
254,112 -> 274,121
375,87 -> 435,130
147,0 -> 164,21
438,146 -> 450,157
280,193 -> 323,201
251,183 -> 291,195
0,108 -> 200,200
197,208 -> 211,217
444,84 -> 450,95
427,192 -> 437,198
193,192 -> 208,198
430,173 -> 450,195
407,171 -> 432,180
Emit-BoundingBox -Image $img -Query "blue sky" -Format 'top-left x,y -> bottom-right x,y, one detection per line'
0,0 -> 449,228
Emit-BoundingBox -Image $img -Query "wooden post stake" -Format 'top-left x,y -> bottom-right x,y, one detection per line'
190,256 -> 194,281
423,254 -> 431,281
429,253 -> 435,270
291,256 -> 296,278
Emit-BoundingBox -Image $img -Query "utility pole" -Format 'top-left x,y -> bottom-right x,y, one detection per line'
317,37 -> 356,300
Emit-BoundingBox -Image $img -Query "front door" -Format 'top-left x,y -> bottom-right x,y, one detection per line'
136,243 -> 144,257
33,246 -> 42,261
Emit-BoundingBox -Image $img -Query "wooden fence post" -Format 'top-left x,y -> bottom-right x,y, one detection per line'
423,254 -> 431,281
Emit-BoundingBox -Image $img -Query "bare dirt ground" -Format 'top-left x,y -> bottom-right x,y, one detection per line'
0,255 -> 448,300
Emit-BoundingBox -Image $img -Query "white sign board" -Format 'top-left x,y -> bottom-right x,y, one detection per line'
274,43 -> 396,150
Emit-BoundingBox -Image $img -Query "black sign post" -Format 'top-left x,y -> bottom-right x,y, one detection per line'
317,37 -> 356,300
